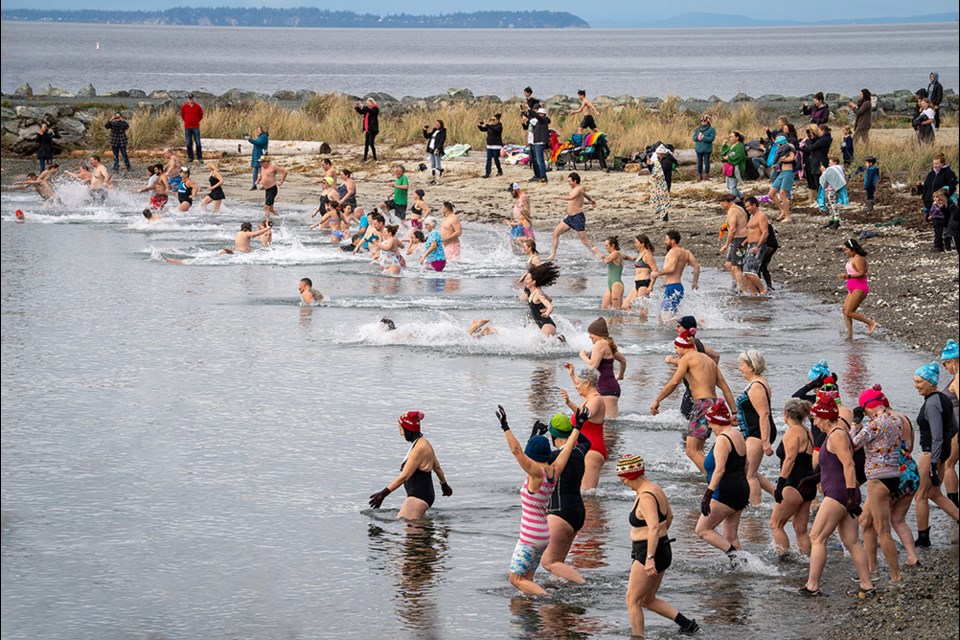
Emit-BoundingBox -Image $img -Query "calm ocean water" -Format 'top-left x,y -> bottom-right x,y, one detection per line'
1,21 -> 957,99
1,178 -> 955,639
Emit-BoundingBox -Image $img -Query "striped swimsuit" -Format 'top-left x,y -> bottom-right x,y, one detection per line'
509,468 -> 557,575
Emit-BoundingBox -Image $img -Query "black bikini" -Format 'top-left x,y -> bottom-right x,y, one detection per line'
629,491 -> 673,572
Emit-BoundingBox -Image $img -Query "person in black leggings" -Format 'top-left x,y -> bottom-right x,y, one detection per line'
354,98 -> 380,162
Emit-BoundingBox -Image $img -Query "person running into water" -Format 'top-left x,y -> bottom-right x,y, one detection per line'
591,235 -> 625,309
368,411 -> 452,520
440,202 -> 462,262
257,156 -> 288,218
559,365 -> 607,490
495,404 -> 581,596
579,317 -> 626,418
696,399 -> 750,568
839,238 -> 878,339
718,193 -> 748,292
298,277 -> 323,305
135,164 -> 169,210
372,224 -> 406,276
619,453 -> 700,637
176,167 -> 198,212
741,197 -> 771,295
541,414 -> 591,585
8,171 -> 56,202
508,182 -> 533,242
547,172 -> 596,261
735,350 -> 777,505
200,161 -> 226,213
419,217 -> 446,272
912,362 -> 960,547
651,231 -> 700,321
651,329 -> 735,473
770,398 -> 816,558
219,221 -> 272,254
88,155 -> 112,204
670,316 -> 721,424
621,234 -> 657,313
800,393 -> 874,597
522,262 -> 561,337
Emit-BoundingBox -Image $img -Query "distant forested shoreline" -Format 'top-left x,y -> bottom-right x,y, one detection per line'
0,8 -> 590,28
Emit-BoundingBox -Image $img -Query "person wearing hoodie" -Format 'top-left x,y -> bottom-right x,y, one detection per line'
849,89 -> 872,145
801,92 -> 831,125
921,153 -> 958,218
692,114 -> 716,181
242,126 -> 269,189
927,72 -> 944,129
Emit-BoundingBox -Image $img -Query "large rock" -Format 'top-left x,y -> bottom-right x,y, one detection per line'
447,87 -> 474,101
13,83 -> 33,98
56,105 -> 75,118
363,92 -> 398,104
147,90 -> 170,100
14,105 -> 52,124
128,89 -> 147,98
295,89 -> 318,101
271,89 -> 297,101
731,92 -> 753,103
475,95 -> 503,104
36,84 -> 74,98
76,83 -> 97,98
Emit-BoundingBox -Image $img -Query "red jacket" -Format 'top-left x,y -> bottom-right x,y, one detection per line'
180,102 -> 203,129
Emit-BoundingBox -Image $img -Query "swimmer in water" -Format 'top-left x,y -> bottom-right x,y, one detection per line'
298,278 -> 323,305
368,411 -> 452,520
219,221 -> 271,254
141,208 -> 162,223
257,219 -> 273,248
522,262 -> 561,337
8,171 -> 56,201
467,319 -> 496,337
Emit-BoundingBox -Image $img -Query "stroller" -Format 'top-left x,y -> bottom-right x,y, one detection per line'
554,131 -> 610,170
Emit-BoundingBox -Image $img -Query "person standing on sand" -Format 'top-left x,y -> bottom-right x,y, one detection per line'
256,156 -> 288,218
525,106 -> 551,183
927,72 -> 943,129
692,114 -> 716,181
179,93 -> 204,164
547,172 -> 596,260
478,113 -> 504,178
569,90 -> 600,131
849,89 -> 872,146
354,98 -> 380,162
440,202 -> 462,261
651,230 -> 700,318
104,112 -> 131,173
718,194 -> 748,293
35,122 -> 57,172
651,329 -> 735,473
649,145 -> 671,222
839,238 -> 878,339
769,136 -> 796,223
422,120 -> 446,184
242,126 -> 269,190
801,92 -> 830,125
720,131 -> 746,199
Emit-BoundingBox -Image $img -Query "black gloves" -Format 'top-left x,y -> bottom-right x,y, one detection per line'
369,487 -> 391,509
845,488 -> 862,518
700,487 -> 713,516
496,405 -> 510,432
574,406 -> 590,430
774,477 -> 787,504
531,420 -> 549,438
441,482 -> 453,497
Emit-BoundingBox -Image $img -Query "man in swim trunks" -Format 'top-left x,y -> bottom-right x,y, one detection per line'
256,156 -> 288,218
741,199 -> 770,296
8,171 -> 56,201
162,148 -> 182,179
651,329 -> 735,473
651,230 -> 700,320
440,201 -> 463,261
299,277 -> 324,305
547,172 -> 597,260
718,194 -> 747,292
136,163 -> 170,210
88,155 -> 112,204
569,89 -> 600,131
221,221 -> 271,254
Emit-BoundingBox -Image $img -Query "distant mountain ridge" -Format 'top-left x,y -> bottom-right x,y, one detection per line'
592,11 -> 959,28
0,7 -> 589,28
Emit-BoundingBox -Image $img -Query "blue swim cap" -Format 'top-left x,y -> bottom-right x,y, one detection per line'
941,339 -> 959,362
524,435 -> 552,463
808,359 -> 830,381
914,362 -> 940,386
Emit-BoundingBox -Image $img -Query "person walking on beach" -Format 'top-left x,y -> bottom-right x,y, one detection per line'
104,112 -> 131,173
570,90 -> 600,131
649,146 -> 671,222
927,72 -> 943,129
368,411 -> 452,521
478,113 -> 504,178
651,231 -> 700,318
495,404 -> 580,596
839,238 -> 878,339
547,172 -> 596,260
769,136 -> 796,223
35,122 -> 57,172
720,131 -> 746,199
718,194 -> 747,292
651,329 -> 735,473
849,89 -> 872,146
354,98 -> 380,162
801,92 -> 830,125
243,126 -> 269,189
525,106 -> 551,183
692,114 -> 716,181
256,156 -> 288,218
180,93 -> 204,164
914,98 -> 936,146
440,201 -> 462,262
741,197 -> 771,296
619,454 -> 700,637
422,120 -> 446,184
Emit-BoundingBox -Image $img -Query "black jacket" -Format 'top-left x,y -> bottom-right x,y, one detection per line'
526,110 -> 551,145
804,133 -> 832,174
354,104 -> 380,134
423,127 -> 446,155
922,165 -> 958,210
36,129 -> 57,159
928,80 -> 944,107
478,122 -> 503,147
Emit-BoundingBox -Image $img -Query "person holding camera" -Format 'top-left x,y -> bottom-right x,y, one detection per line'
422,120 -> 447,184
478,113 -> 504,178
104,112 -> 131,173
354,98 -> 380,162
242,126 -> 269,190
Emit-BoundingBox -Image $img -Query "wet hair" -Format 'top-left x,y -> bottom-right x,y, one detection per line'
744,196 -> 759,208
413,230 -> 426,242
784,398 -> 812,423
370,212 -> 385,223
527,261 -> 560,288
26,172 -> 37,179
814,92 -> 825,102
731,131 -> 744,142
738,350 -> 767,375
301,277 -> 313,287
385,224 -> 399,236
240,222 -> 253,232
577,89 -> 586,97
605,235 -> 620,250
844,238 -> 867,256
635,234 -> 654,253
141,209 -> 152,219
380,317 -> 397,331
665,230 -> 681,244
520,237 -> 538,253
443,201 -> 454,212
568,172 -> 581,184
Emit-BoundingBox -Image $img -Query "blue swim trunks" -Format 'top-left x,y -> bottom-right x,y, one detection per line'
772,169 -> 795,194
509,540 -> 546,576
661,283 -> 685,312
562,212 -> 586,232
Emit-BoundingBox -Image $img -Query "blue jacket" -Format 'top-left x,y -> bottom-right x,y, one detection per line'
247,132 -> 269,167
692,125 -> 716,154
864,166 -> 880,190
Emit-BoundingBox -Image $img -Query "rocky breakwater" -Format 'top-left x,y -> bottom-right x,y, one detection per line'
1,104 -> 98,156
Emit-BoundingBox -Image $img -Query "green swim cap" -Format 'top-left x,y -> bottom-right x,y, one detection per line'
549,413 -> 572,439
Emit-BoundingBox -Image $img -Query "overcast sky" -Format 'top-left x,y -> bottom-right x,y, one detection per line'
6,0 -> 958,25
